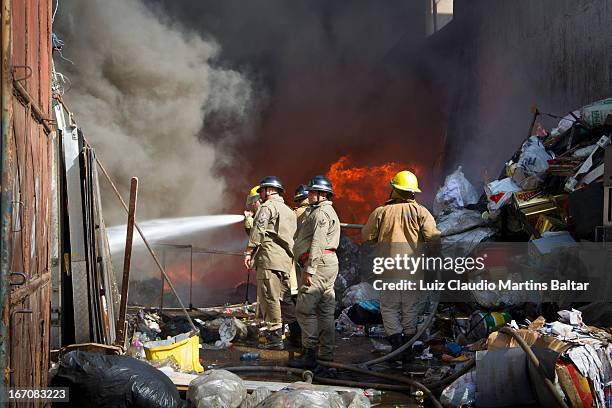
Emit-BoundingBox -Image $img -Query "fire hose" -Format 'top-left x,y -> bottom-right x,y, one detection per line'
222,365 -> 412,392
315,361 -> 443,408
224,364 -> 443,407
358,299 -> 439,367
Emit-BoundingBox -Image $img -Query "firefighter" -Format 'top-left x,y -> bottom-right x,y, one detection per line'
289,176 -> 340,372
293,184 -> 310,224
244,185 -> 262,312
285,184 -> 310,347
244,176 -> 297,350
361,170 -> 440,369
244,185 -> 261,234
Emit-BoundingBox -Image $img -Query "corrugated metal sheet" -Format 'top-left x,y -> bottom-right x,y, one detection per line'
1,0 -> 53,401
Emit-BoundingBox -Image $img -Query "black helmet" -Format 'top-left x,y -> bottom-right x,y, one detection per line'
307,175 -> 334,196
257,176 -> 284,193
294,184 -> 308,202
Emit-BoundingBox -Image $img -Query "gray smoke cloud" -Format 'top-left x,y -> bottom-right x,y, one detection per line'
56,0 -> 253,224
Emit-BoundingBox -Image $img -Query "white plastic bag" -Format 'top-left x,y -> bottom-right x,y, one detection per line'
188,369 -> 247,408
433,166 -> 480,216
512,136 -> 553,189
436,208 -> 486,237
485,178 -> 521,212
240,387 -> 272,408
550,111 -> 579,137
441,227 -> 496,258
440,370 -> 476,408
257,388 -> 346,408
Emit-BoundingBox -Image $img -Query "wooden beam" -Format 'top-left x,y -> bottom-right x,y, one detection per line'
115,177 -> 138,346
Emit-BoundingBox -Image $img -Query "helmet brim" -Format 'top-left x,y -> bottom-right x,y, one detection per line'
390,183 -> 421,193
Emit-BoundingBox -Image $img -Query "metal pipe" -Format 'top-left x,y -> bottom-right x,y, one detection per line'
498,327 -> 569,408
360,300 -> 439,367
116,177 -> 138,345
160,249 -> 165,312
189,245 -> 193,309
316,361 -> 443,408
1,0 -> 13,397
191,247 -> 243,256
339,223 -> 364,229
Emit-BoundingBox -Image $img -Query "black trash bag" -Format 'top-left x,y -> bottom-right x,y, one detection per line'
51,350 -> 185,408
159,316 -> 219,344
159,316 -> 194,338
347,303 -> 383,325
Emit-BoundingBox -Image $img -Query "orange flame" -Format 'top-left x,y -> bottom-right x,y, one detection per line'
326,155 -> 417,224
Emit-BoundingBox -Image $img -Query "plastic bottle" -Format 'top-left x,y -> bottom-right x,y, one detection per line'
127,340 -> 145,359
240,352 -> 261,361
363,388 -> 382,402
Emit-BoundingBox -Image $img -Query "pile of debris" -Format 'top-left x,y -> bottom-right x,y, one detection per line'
433,98 -> 612,247
329,98 -> 612,408
441,309 -> 612,408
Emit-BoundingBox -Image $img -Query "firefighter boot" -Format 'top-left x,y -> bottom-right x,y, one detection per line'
387,333 -> 405,365
288,322 -> 302,348
401,334 -> 420,373
288,348 -> 317,369
259,328 -> 285,350
388,333 -> 404,351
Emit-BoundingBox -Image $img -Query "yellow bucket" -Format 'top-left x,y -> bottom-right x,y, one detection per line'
144,334 -> 204,373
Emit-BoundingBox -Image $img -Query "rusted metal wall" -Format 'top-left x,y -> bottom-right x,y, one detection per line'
1,0 -> 53,400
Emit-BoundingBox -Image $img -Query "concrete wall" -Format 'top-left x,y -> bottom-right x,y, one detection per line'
429,0 -> 612,183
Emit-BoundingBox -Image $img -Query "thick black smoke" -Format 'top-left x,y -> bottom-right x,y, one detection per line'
147,0 -> 447,210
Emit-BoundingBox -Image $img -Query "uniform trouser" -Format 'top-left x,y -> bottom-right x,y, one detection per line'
380,288 -> 428,337
295,262 -> 338,361
257,268 -> 294,331
288,261 -> 299,296
278,261 -> 299,325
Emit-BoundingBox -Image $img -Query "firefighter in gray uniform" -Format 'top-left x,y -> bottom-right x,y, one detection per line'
289,176 -> 340,372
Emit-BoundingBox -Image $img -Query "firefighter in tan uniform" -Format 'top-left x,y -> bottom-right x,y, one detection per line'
244,185 -> 262,311
289,176 -> 340,371
244,185 -> 261,234
285,184 -> 310,346
362,170 -> 440,368
293,184 -> 310,225
244,176 -> 297,350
